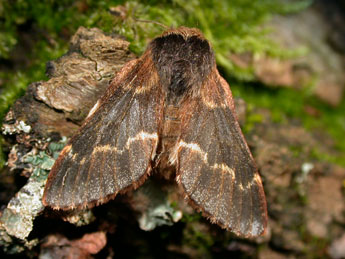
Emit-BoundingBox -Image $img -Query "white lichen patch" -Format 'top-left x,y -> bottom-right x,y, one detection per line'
138,204 -> 183,231
2,120 -> 31,135
0,138 -> 67,241
0,178 -> 46,240
19,121 -> 31,133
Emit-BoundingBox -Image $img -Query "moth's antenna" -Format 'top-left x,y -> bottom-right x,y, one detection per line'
134,18 -> 169,30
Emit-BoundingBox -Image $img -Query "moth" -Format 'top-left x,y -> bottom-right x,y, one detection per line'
43,27 -> 267,237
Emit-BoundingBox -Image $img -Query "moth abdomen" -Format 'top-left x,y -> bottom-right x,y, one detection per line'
156,104 -> 182,173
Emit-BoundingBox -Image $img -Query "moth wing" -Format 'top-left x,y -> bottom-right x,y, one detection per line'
172,69 -> 267,237
43,57 -> 163,210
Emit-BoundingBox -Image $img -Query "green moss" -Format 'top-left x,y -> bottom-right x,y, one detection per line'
243,106 -> 264,133
2,1 -> 342,170
0,0 -> 310,85
113,0 -> 310,77
289,145 -> 304,158
0,0 -> 312,168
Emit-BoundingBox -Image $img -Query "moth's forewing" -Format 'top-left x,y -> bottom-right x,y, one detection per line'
43,55 -> 164,210
172,69 -> 267,238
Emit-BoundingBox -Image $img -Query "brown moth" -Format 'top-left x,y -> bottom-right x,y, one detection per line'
43,27 -> 267,237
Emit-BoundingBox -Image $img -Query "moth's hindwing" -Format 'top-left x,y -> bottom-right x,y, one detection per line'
43,55 -> 163,210
172,69 -> 267,237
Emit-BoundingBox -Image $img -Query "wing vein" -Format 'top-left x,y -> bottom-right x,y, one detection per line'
99,150 -> 106,200
71,160 -> 83,207
213,108 -> 226,222
184,105 -> 212,196
112,89 -> 137,190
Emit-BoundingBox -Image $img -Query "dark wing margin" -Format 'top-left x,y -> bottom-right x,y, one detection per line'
170,69 -> 267,237
43,52 -> 164,210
